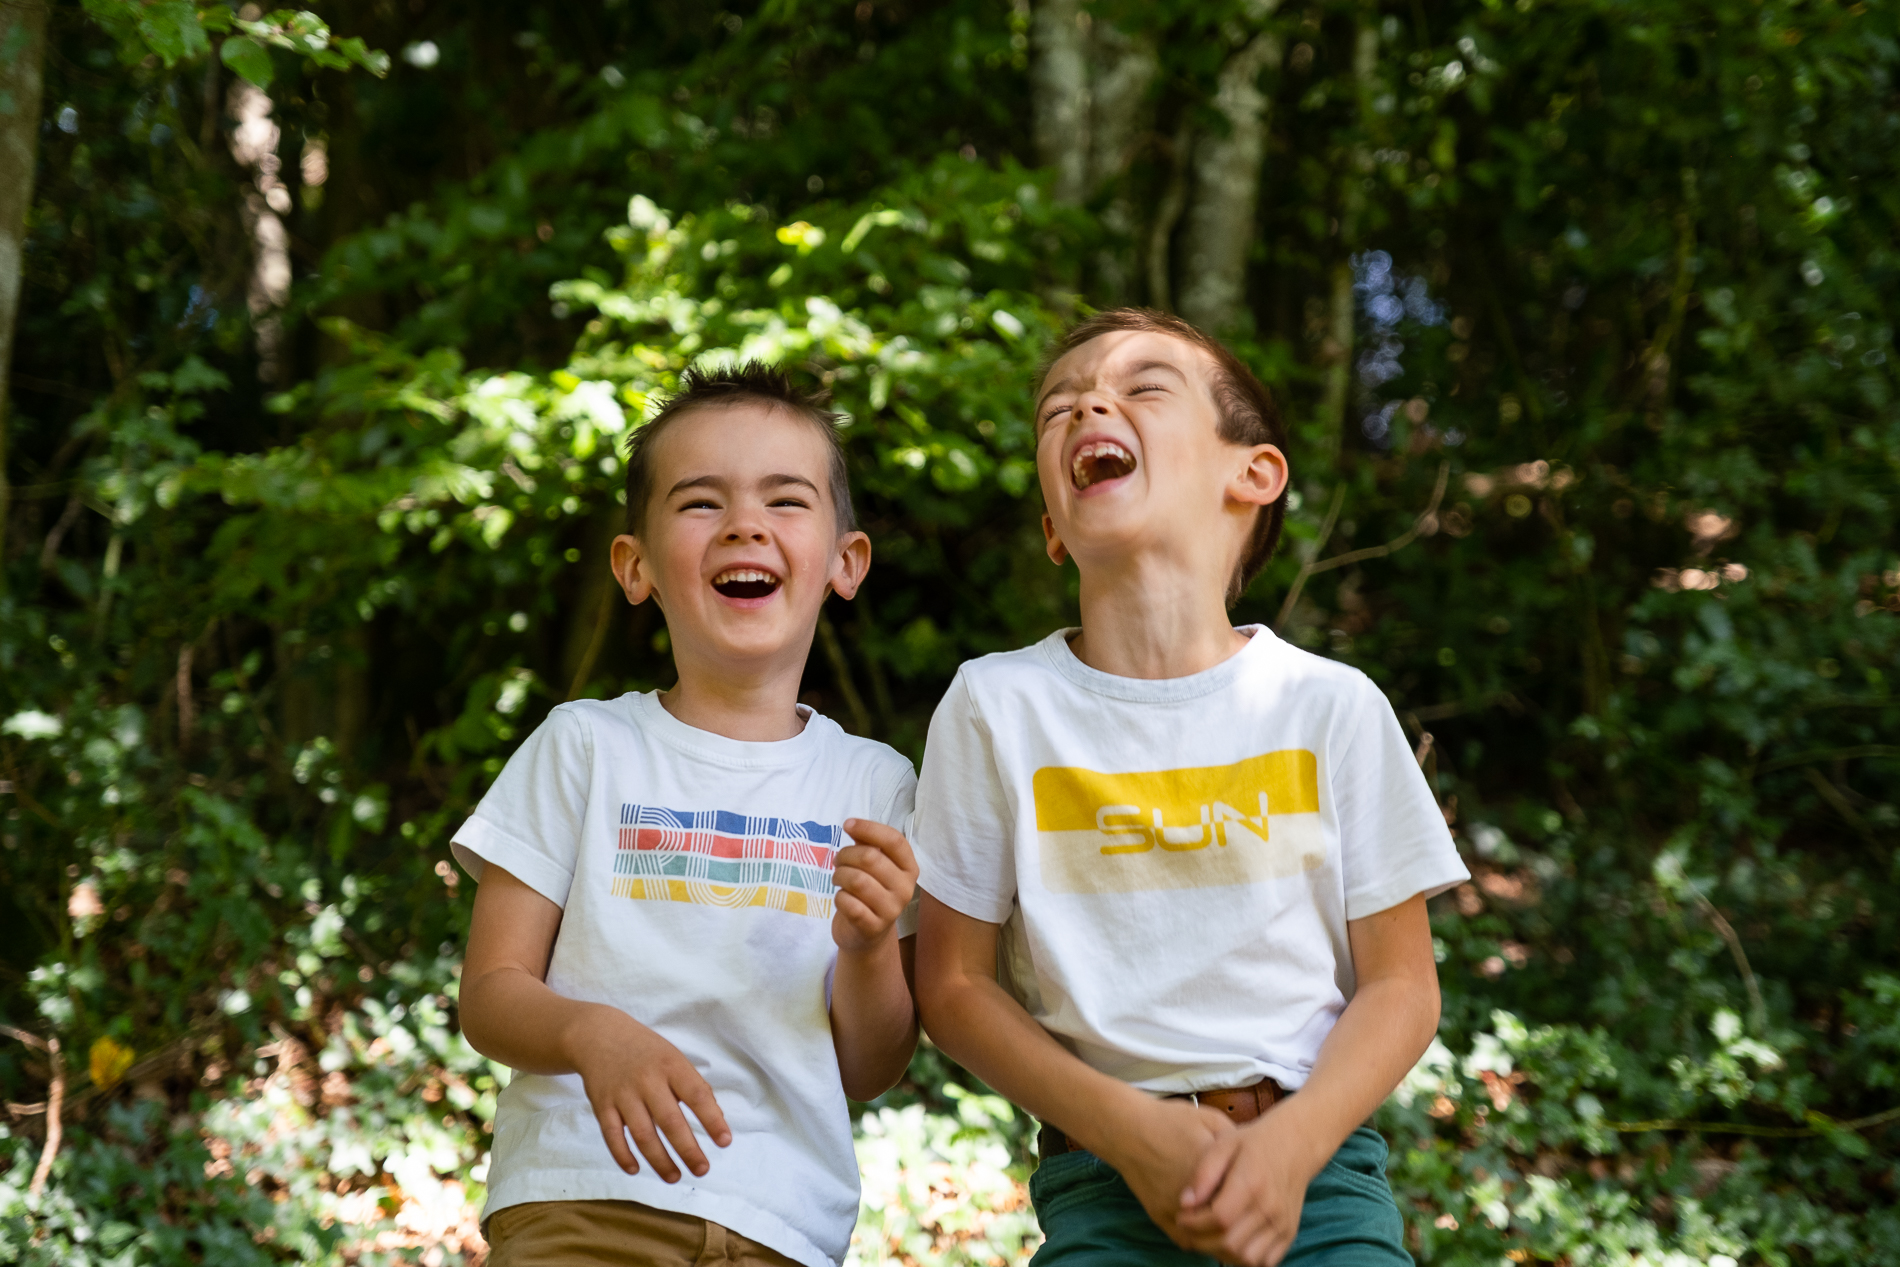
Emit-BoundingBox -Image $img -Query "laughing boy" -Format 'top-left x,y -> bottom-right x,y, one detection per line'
914,309 -> 1468,1267
454,364 -> 920,1267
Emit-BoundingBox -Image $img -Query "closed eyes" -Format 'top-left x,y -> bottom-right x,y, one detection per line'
1042,382 -> 1165,422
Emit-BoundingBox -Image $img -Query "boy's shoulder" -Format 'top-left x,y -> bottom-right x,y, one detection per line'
1233,627 -> 1377,695
952,625 -> 1377,705
816,721 -> 920,785
529,694 -> 910,780
952,632 -> 1068,687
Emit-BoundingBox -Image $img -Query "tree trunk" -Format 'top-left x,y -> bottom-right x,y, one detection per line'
1176,16 -> 1282,334
1032,0 -> 1155,300
227,80 -> 292,385
1032,0 -> 1090,205
1317,16 -> 1381,458
1085,24 -> 1156,301
0,0 -> 49,585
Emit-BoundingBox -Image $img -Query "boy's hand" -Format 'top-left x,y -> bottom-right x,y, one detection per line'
1175,1109 -> 1325,1266
566,1004 -> 732,1183
831,818 -> 919,954
1099,1096 -> 1237,1246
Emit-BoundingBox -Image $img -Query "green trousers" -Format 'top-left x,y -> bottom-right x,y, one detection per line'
1026,1126 -> 1412,1267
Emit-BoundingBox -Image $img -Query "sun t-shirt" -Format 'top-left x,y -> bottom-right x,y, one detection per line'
451,691 -> 917,1267
910,625 -> 1468,1095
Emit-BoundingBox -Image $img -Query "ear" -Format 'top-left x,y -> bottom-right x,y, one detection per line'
610,533 -> 659,607
1041,513 -> 1070,566
827,530 -> 873,600
1229,444 -> 1290,510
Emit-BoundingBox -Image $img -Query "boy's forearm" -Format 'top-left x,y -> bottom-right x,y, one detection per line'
828,935 -> 919,1101
1251,974 -> 1440,1176
460,963 -> 615,1076
920,966 -> 1157,1162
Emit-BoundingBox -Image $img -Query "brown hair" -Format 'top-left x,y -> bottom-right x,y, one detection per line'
624,361 -> 857,537
1038,308 -> 1289,605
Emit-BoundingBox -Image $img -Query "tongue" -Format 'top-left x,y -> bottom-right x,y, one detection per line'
1077,453 -> 1134,489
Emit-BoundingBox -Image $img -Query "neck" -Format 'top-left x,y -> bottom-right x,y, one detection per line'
1069,549 -> 1247,680
660,645 -> 810,742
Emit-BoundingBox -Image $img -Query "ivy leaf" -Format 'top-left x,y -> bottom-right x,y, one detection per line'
220,34 -> 274,88
135,1 -> 210,65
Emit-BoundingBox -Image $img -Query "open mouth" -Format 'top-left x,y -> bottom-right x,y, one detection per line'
712,568 -> 782,600
1071,439 -> 1137,491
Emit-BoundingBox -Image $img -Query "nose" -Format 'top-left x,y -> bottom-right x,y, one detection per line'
721,506 -> 769,543
1071,387 -> 1113,418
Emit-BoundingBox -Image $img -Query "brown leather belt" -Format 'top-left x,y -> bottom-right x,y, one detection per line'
1036,1079 -> 1288,1159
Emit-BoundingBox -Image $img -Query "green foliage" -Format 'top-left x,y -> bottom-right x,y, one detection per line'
5,0 -> 1898,1263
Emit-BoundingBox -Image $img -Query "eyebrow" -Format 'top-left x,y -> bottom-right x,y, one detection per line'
1124,359 -> 1187,381
666,473 -> 821,498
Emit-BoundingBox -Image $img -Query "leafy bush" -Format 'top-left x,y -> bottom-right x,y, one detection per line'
5,0 -> 1897,1263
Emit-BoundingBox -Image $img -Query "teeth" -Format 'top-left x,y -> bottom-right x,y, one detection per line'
714,569 -> 779,585
1071,440 -> 1135,486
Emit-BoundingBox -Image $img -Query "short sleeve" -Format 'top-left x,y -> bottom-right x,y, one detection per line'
866,760 -> 924,939
910,669 -> 1018,924
450,705 -> 594,909
1335,676 -> 1470,919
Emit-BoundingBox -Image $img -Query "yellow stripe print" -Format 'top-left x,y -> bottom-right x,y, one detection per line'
609,876 -> 835,919
1031,750 -> 1323,895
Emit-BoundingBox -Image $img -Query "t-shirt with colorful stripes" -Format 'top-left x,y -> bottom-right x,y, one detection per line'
451,690 -> 917,1267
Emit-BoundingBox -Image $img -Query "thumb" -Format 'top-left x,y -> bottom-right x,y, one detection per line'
1181,1128 -> 1242,1210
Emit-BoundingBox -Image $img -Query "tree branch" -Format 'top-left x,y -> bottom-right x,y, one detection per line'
1757,745 -> 1899,775
0,1025 -> 63,1197
1275,462 -> 1446,630
1690,892 -> 1767,1036
817,612 -> 873,737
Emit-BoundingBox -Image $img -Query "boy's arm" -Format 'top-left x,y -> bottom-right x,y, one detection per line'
1176,893 -> 1440,1267
916,892 -> 1234,1242
827,819 -> 920,1100
460,863 -> 731,1182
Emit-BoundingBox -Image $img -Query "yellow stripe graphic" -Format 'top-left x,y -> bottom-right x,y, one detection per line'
1031,750 -> 1322,895
1033,749 -> 1318,831
608,876 -> 832,919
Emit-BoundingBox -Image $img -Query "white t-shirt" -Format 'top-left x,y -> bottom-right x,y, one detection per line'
451,691 -> 917,1267
911,626 -> 1468,1095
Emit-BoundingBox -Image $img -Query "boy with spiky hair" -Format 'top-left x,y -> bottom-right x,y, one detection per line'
913,310 -> 1468,1266
455,363 -> 920,1267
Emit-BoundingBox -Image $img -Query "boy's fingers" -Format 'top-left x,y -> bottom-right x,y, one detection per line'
1182,1130 -> 1242,1209
841,820 -> 919,873
833,847 -> 911,895
679,1079 -> 732,1148
594,1105 -> 641,1175
650,1100 -> 711,1177
832,890 -> 888,939
832,862 -> 905,917
1215,1206 -> 1268,1260
622,1102 -> 682,1183
1242,1227 -> 1291,1267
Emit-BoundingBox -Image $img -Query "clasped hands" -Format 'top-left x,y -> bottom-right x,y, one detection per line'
1108,1095 -> 1327,1267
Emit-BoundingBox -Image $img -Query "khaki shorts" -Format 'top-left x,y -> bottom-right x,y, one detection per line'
484,1200 -> 803,1267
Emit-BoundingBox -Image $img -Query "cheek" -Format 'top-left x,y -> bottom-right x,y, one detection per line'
653,529 -> 707,588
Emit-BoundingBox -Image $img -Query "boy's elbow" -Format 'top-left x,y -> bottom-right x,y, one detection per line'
841,1031 -> 919,1103
913,968 -> 973,1054
1411,973 -> 1443,1050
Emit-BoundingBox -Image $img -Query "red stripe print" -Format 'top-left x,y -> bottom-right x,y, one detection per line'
618,827 -> 836,869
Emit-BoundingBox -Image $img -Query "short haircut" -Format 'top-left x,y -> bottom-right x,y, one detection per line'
624,361 -> 857,537
1037,308 -> 1289,606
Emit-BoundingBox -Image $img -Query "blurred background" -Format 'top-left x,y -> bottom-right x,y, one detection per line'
1,1 -> 1896,1262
